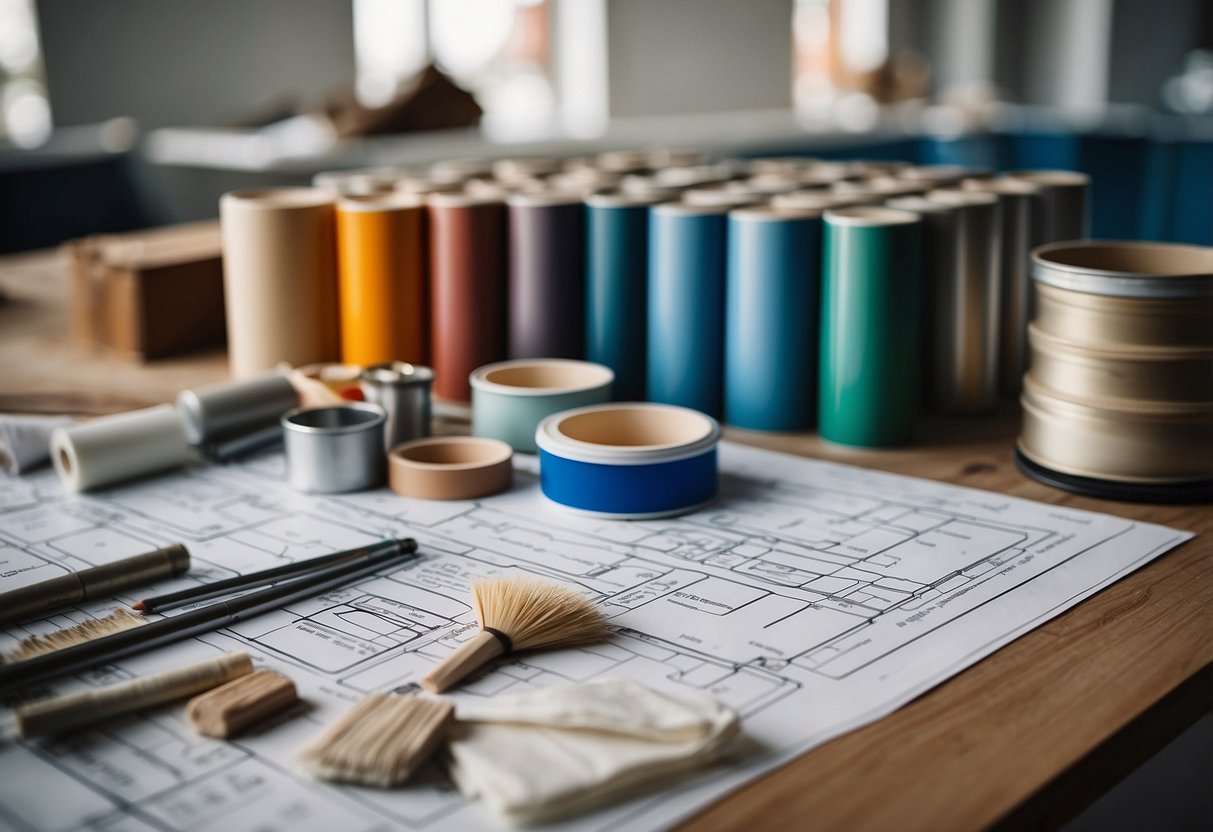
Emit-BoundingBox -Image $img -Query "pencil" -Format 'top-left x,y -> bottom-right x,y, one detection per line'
0,538 -> 417,694
133,539 -> 409,614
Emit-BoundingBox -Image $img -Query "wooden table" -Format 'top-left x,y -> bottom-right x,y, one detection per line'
1,249 -> 1209,831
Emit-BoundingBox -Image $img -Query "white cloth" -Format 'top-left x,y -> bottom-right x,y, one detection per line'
0,413 -> 73,475
447,679 -> 739,826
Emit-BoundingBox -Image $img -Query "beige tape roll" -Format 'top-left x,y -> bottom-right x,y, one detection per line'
1022,241 -> 1213,489
1027,324 -> 1213,404
1019,377 -> 1213,484
1033,282 -> 1213,350
220,188 -> 340,378
388,437 -> 512,500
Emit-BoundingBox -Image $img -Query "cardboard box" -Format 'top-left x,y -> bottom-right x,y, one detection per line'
67,221 -> 226,360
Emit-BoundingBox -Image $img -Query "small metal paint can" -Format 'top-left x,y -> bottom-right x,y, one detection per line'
282,403 -> 386,493
360,362 -> 434,450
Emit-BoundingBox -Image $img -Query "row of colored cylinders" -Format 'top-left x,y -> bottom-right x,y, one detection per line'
220,172 -> 1083,445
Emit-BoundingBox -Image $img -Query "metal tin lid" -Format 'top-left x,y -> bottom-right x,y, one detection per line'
1032,241 -> 1213,299
362,362 -> 435,388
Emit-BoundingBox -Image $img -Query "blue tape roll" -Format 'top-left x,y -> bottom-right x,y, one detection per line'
585,195 -> 655,401
647,204 -> 728,417
535,403 -> 720,520
725,206 -> 822,431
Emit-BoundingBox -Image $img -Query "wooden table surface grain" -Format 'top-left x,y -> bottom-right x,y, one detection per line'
2,248 -> 1209,831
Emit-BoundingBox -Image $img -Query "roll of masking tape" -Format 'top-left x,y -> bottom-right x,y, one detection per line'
535,403 -> 720,519
470,359 -> 614,453
389,437 -> 513,500
51,405 -> 190,493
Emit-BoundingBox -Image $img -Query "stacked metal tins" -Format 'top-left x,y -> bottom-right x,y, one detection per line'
1018,241 -> 1213,502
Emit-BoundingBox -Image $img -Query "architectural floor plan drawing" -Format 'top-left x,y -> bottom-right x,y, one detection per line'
0,442 -> 1192,832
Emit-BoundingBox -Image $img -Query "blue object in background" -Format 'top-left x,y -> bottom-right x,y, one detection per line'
760,115 -> 1213,247
1168,138 -> 1213,244
917,132 -> 1009,171
1006,130 -> 1080,171
725,207 -> 822,431
647,204 -> 728,417
1077,131 -> 1152,239
585,195 -> 652,401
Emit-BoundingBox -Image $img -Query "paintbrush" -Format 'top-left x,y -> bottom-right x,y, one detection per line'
296,692 -> 453,786
421,577 -> 609,693
0,538 -> 417,694
4,608 -> 148,663
14,651 -> 252,738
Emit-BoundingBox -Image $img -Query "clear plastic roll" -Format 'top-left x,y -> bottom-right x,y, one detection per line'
50,404 -> 190,493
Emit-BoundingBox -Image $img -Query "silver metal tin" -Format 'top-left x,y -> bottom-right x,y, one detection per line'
282,403 -> 386,493
360,362 -> 434,450
888,190 -> 1002,414
963,177 -> 1046,394
177,373 -> 298,445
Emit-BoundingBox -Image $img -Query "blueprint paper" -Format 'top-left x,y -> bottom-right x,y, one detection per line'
0,442 -> 1191,832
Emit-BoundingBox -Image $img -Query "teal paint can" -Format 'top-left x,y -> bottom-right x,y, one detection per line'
819,207 -> 923,447
585,194 -> 660,401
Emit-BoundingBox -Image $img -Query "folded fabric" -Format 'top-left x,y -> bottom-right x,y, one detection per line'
0,413 -> 74,475
447,678 -> 739,826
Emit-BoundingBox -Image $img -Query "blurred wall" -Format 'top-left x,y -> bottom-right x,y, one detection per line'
36,0 -> 356,130
605,0 -> 793,117
1108,0 -> 1208,107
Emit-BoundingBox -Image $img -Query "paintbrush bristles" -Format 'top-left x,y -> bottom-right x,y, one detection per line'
4,608 -> 147,663
296,693 -> 454,787
421,577 -> 609,693
471,577 -> 609,651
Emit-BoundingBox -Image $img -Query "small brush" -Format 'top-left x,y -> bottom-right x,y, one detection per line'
296,693 -> 454,787
421,577 -> 609,694
15,651 -> 252,738
4,608 -> 147,664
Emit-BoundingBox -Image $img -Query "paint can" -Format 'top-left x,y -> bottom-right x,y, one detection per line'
647,203 -> 729,417
724,205 -> 822,431
282,403 -> 386,493
1017,241 -> 1213,501
818,207 -> 923,447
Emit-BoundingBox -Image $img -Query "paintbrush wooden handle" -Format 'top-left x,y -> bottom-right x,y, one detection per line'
421,630 -> 504,693
15,651 -> 252,738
